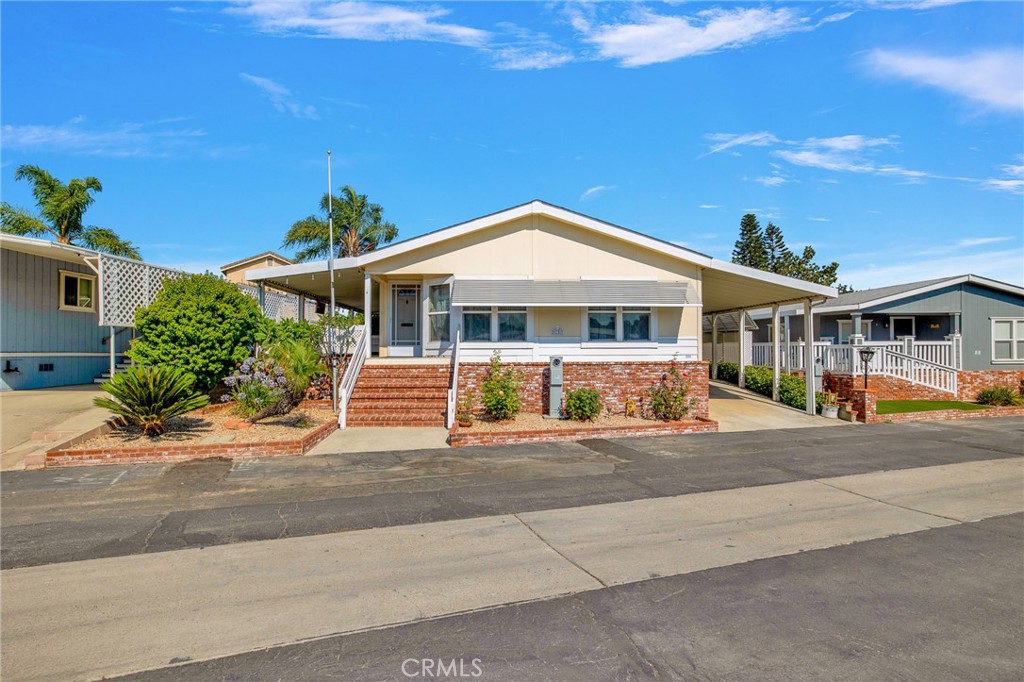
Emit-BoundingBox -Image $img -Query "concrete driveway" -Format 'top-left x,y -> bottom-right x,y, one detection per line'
709,379 -> 848,432
0,384 -> 108,470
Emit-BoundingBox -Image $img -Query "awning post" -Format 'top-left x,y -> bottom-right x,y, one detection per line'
711,314 -> 719,380
804,300 -> 815,415
738,310 -> 747,388
771,304 -> 780,402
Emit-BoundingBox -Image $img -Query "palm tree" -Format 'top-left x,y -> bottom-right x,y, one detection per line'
283,185 -> 398,261
0,164 -> 141,259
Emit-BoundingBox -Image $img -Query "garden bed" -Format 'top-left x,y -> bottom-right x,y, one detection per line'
46,401 -> 337,468
865,402 -> 1024,424
449,413 -> 717,448
875,400 -> 989,415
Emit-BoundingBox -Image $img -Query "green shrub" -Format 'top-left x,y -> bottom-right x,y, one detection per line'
976,386 -> 1024,406
222,356 -> 295,422
716,362 -> 739,384
129,274 -> 263,392
727,364 -> 808,411
564,387 -> 602,421
778,373 -> 807,410
94,365 -> 209,436
254,318 -> 317,358
743,365 -> 773,397
646,362 -> 692,421
270,339 -> 325,396
480,352 -> 522,421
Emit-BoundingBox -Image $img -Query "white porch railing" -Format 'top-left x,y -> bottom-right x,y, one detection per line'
337,323 -> 369,429
752,338 -> 961,373
879,348 -> 958,394
445,329 -> 462,429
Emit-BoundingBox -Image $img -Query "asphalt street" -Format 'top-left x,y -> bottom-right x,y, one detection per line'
1,418 -> 1022,681
2,418 -> 1021,569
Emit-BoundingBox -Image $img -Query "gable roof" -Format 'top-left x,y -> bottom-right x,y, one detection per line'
244,200 -> 837,312
817,274 -> 1024,312
220,251 -> 293,273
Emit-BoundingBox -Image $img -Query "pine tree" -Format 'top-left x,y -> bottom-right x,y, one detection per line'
731,213 -> 768,270
762,222 -> 791,272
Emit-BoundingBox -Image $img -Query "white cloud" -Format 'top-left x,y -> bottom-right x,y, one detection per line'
581,6 -> 850,67
580,184 -> 614,201
840,249 -> 1024,289
754,175 -> 787,187
1,118 -> 205,157
491,47 -> 573,71
865,48 -> 1024,112
698,204 -> 720,209
809,217 -> 830,222
957,236 -> 1013,247
702,131 -> 779,156
229,1 -> 489,46
240,73 -> 318,119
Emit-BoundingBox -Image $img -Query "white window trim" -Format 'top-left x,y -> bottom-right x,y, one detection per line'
890,316 -> 915,340
459,306 -> 531,343
991,317 -> 1024,364
837,319 -> 871,344
58,270 -> 97,313
423,278 -> 453,348
583,306 -> 656,342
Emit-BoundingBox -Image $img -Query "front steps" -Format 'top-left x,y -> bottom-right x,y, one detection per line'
93,360 -> 133,384
347,364 -> 450,427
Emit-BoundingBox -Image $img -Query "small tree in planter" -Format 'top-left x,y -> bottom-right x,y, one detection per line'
480,352 -> 522,421
456,390 -> 476,427
645,362 -> 692,421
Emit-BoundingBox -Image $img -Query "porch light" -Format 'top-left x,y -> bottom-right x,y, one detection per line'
858,347 -> 876,389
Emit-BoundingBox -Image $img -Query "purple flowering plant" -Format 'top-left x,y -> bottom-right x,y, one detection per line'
223,356 -> 291,420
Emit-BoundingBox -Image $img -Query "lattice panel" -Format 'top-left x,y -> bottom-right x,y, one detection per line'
98,254 -> 184,327
238,285 -> 310,322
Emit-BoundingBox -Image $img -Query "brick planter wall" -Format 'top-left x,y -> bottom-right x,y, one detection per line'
458,360 -> 709,420
45,402 -> 338,468
450,417 -> 717,448
957,369 -> 1024,401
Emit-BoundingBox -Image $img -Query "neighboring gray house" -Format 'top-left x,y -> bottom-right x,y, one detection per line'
750,274 -> 1024,372
0,234 -> 179,391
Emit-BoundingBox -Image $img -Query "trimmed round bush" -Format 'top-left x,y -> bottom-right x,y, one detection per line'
128,274 -> 263,392
564,387 -> 602,421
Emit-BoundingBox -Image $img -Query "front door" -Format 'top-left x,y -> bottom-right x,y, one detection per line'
392,285 -> 420,346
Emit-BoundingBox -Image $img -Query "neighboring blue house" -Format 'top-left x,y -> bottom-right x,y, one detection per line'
0,234 -> 179,390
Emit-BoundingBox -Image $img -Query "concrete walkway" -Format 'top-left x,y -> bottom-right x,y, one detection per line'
306,426 -> 450,456
709,379 -> 848,432
0,385 -> 109,470
3,456 -> 1019,682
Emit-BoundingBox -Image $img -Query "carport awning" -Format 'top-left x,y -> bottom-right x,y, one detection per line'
451,279 -> 692,307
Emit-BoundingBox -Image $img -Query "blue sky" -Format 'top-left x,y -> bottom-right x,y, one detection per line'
2,1 -> 1022,288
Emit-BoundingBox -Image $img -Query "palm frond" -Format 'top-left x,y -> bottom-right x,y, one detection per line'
94,365 -> 209,436
81,227 -> 142,259
0,203 -> 53,238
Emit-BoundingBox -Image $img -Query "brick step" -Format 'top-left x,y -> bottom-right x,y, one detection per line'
348,420 -> 446,428
358,368 -> 450,376
350,389 -> 449,400
348,399 -> 448,410
348,411 -> 444,421
353,380 -> 450,389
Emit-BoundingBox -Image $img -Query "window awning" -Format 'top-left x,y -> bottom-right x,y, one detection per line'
451,279 -> 692,307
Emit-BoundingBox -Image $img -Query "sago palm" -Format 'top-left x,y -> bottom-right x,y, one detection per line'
94,365 -> 209,436
283,185 -> 397,261
0,164 -> 141,259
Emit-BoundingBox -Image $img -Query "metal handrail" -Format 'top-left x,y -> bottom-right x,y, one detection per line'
338,324 -> 369,428
446,329 -> 462,429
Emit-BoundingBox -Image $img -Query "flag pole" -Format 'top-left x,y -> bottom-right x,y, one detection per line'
328,150 -> 338,412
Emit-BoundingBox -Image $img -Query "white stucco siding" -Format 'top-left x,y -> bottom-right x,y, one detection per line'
369,215 -> 702,285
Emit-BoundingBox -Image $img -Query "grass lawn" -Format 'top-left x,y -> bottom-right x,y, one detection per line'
875,400 -> 990,415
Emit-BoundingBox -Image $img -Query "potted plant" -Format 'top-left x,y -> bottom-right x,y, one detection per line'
456,390 -> 476,428
820,391 -> 840,419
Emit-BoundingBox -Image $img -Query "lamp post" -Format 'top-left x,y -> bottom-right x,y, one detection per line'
858,346 -> 876,390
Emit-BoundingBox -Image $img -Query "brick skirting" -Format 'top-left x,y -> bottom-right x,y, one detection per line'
457,360 -> 710,420
957,369 -> 1024,401
449,417 -> 718,448
45,402 -> 338,468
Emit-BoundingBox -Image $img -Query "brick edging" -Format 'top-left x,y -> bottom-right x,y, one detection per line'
46,402 -> 339,468
448,417 -> 718,448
